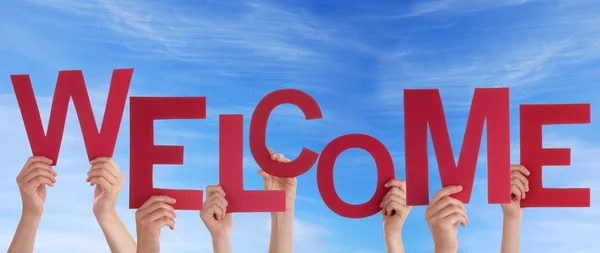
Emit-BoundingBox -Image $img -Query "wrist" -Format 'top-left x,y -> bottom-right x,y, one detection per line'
503,213 -> 523,220
95,209 -> 118,225
212,235 -> 232,253
384,233 -> 403,252
21,211 -> 42,222
434,242 -> 458,253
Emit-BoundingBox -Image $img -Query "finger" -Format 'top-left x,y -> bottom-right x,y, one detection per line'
146,207 -> 176,224
430,204 -> 467,224
511,171 -> 529,192
88,160 -> 121,180
86,167 -> 117,185
19,157 -> 53,179
211,202 -> 226,220
89,177 -> 111,192
268,148 -> 276,160
206,185 -> 226,197
25,176 -> 54,188
273,153 -> 285,162
21,167 -> 56,185
384,178 -> 407,192
140,196 -> 176,210
428,197 -> 466,218
257,170 -> 270,178
151,216 -> 176,231
512,165 -> 531,176
430,185 -> 463,206
440,212 -> 469,228
381,189 -> 406,208
139,201 -> 176,218
511,185 -> 523,200
511,178 -> 526,199
384,200 -> 408,216
19,162 -> 55,182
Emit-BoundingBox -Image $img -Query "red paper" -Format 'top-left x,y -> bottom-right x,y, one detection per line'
404,88 -> 511,205
129,97 -> 206,210
317,134 -> 395,218
219,115 -> 286,212
250,89 -> 323,178
520,104 -> 591,207
11,69 -> 132,165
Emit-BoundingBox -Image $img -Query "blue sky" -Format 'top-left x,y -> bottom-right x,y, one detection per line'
1,0 -> 599,252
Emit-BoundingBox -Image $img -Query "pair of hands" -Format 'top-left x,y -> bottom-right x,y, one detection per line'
134,150 -> 295,250
17,156 -> 123,219
424,165 -> 530,252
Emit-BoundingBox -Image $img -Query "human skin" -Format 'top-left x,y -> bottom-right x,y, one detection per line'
500,165 -> 530,253
258,148 -> 296,253
8,156 -> 56,253
86,157 -> 136,253
134,195 -> 177,253
200,185 -> 233,253
381,178 -> 412,253
425,186 -> 469,253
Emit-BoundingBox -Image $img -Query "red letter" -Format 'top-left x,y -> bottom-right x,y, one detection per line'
250,89 -> 323,178
317,134 -> 395,218
520,104 -> 591,207
404,88 -> 510,205
129,97 -> 205,210
11,69 -> 132,165
219,114 -> 286,212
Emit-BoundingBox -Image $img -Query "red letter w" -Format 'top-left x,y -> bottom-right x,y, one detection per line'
10,69 -> 132,165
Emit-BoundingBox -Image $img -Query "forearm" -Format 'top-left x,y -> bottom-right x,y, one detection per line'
269,210 -> 294,253
500,215 -> 522,253
97,211 -> 137,253
384,234 -> 405,253
212,236 -> 232,253
8,214 -> 41,253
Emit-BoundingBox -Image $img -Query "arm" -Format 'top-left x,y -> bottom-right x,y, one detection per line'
8,156 -> 55,253
499,165 -> 530,253
8,215 -> 42,253
269,209 -> 294,253
200,185 -> 233,253
259,149 -> 296,253
500,216 -> 522,253
87,157 -> 136,253
381,179 -> 411,253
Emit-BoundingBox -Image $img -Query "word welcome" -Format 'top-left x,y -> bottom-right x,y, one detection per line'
9,69 -> 591,219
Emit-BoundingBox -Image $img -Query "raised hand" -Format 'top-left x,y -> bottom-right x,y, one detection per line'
501,165 -> 530,218
86,157 -> 123,219
16,156 -> 56,217
381,178 -> 411,253
260,148 -> 295,253
86,157 -> 136,253
499,165 -> 530,253
425,186 -> 468,253
257,148 -> 296,211
200,185 -> 233,253
8,156 -> 56,253
135,196 -> 176,253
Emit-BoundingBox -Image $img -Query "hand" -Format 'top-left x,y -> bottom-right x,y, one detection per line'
425,186 -> 468,253
381,179 -> 411,237
86,157 -> 124,219
135,196 -> 176,253
501,165 -> 530,219
16,156 -> 56,217
257,148 -> 296,211
200,185 -> 233,239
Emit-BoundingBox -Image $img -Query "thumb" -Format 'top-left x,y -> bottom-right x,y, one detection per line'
257,170 -> 269,178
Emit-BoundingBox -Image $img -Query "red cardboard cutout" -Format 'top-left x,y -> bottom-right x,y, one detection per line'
129,97 -> 206,210
11,69 -> 132,165
317,134 -> 395,218
520,104 -> 591,207
219,114 -> 286,212
404,88 -> 511,205
250,89 -> 323,178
